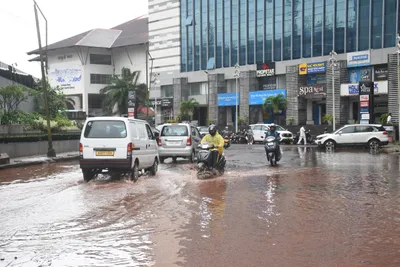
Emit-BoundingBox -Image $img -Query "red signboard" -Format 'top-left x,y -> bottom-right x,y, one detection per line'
360,101 -> 369,107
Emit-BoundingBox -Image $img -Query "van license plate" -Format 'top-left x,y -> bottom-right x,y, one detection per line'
96,151 -> 114,156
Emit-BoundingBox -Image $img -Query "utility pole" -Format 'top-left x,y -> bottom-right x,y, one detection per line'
329,50 -> 338,131
397,34 -> 400,141
34,0 -> 56,157
234,62 -> 240,133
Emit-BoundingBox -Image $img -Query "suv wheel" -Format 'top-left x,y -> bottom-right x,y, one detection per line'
368,139 -> 380,149
324,140 -> 336,149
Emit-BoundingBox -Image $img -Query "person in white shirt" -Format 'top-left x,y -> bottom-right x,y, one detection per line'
297,126 -> 306,145
387,113 -> 392,124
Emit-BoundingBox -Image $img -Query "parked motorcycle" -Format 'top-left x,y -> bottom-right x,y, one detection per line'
264,136 -> 281,166
293,130 -> 314,144
231,132 -> 247,144
196,142 -> 226,179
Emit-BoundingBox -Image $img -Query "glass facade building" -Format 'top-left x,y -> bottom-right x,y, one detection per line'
180,0 -> 398,72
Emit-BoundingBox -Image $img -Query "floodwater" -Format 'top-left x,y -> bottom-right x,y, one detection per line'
0,146 -> 400,267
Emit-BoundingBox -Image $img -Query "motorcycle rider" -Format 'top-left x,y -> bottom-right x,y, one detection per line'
264,124 -> 281,159
201,124 -> 225,169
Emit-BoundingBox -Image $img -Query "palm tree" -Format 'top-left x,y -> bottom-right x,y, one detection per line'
180,98 -> 199,121
263,94 -> 287,124
101,68 -> 148,115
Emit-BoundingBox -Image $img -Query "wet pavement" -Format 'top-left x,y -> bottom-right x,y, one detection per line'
1,145 -> 400,266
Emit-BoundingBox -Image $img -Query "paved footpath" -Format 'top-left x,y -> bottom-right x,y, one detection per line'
0,152 -> 79,170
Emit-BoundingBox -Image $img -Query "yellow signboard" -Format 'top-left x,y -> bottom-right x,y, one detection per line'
299,63 -> 307,75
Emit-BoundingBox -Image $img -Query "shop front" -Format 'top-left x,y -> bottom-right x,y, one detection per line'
257,62 -> 276,90
298,61 -> 327,125
150,97 -> 174,123
248,89 -> 287,124
217,92 -> 239,126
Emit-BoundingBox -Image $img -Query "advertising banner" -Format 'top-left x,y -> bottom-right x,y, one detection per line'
347,51 -> 371,68
128,91 -> 136,118
359,81 -> 374,124
307,74 -> 326,85
298,62 -> 326,75
298,85 -> 326,97
340,81 -> 388,96
49,66 -> 82,91
217,93 -> 239,107
256,62 -> 275,77
349,67 -> 372,83
249,89 -> 286,105
374,65 -> 388,81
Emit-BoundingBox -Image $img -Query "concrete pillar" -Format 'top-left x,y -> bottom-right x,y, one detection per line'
239,70 -> 257,123
388,54 -> 399,124
286,65 -> 300,125
226,107 -> 233,125
172,77 -> 189,119
207,73 -> 225,125
306,99 -> 314,124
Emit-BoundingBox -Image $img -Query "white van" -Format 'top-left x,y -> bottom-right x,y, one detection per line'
79,117 -> 159,182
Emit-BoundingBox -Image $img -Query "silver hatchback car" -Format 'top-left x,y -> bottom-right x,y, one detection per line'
157,123 -> 202,163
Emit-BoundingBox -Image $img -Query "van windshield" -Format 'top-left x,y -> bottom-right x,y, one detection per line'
161,125 -> 188,136
84,120 -> 127,138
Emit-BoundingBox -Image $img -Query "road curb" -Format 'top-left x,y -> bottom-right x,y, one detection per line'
0,155 -> 80,170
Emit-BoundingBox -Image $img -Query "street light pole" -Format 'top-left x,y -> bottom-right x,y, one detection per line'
152,73 -> 160,125
396,34 -> 400,140
329,50 -> 338,131
34,0 -> 55,157
234,63 -> 240,133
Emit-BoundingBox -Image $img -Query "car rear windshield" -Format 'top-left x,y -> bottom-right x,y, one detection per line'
199,127 -> 208,132
161,125 -> 189,136
84,120 -> 127,138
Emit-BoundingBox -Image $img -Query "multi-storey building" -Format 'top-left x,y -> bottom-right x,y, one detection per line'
150,0 -> 399,126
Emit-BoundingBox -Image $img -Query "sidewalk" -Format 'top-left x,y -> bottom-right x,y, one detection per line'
0,152 -> 79,170
381,143 -> 400,154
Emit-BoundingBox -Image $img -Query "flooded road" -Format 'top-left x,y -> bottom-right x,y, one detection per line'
1,145 -> 400,266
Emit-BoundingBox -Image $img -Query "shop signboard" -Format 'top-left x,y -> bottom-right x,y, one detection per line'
217,92 -> 239,106
298,85 -> 326,97
161,97 -> 173,107
298,62 -> 326,75
128,91 -> 136,118
347,51 -> 370,68
374,65 -> 388,81
340,81 -> 388,96
249,89 -> 286,105
256,62 -> 275,77
307,74 -> 326,85
359,81 -> 374,124
349,67 -> 372,83
150,98 -> 161,106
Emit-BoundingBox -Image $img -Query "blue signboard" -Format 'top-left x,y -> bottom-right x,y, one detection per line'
307,74 -> 326,85
360,107 -> 369,113
249,89 -> 286,105
347,51 -> 371,68
217,92 -> 239,106
307,62 -> 327,74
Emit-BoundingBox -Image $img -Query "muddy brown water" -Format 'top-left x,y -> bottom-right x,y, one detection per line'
0,146 -> 399,266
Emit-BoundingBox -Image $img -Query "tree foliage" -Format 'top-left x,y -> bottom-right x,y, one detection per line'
263,94 -> 287,123
179,98 -> 199,121
101,68 -> 148,115
0,85 -> 34,112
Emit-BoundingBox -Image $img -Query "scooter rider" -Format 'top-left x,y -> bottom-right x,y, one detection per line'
264,124 -> 281,159
201,124 -> 225,169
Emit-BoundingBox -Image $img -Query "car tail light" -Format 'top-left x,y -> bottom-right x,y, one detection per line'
186,137 -> 192,146
127,143 -> 133,158
382,131 -> 388,135
157,137 -> 162,146
79,143 -> 83,156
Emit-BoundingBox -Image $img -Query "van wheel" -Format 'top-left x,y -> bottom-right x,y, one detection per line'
130,162 -> 139,182
172,157 -> 178,163
159,157 -> 165,164
150,158 -> 158,176
189,150 -> 196,163
82,170 -> 95,182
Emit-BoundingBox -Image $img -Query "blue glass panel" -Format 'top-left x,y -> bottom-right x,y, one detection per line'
292,0 -> 302,59
187,0 -> 193,72
346,0 -> 357,52
313,0 -> 323,56
208,0 -> 215,62
303,0 -> 312,58
201,0 -> 207,70
265,0 -> 273,61
181,0 -> 187,72
324,0 -> 334,55
231,0 -> 238,65
274,0 -> 282,61
239,0 -> 246,64
216,0 -> 223,68
194,0 -> 201,70
247,0 -> 255,64
207,57 -> 216,69
283,0 -> 292,60
256,0 -> 264,63
358,0 -> 370,51
223,0 -> 231,67
371,0 -> 383,49
384,0 -> 397,47
335,0 -> 346,53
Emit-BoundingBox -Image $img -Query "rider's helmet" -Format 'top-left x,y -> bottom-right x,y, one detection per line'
209,124 -> 217,136
269,123 -> 276,132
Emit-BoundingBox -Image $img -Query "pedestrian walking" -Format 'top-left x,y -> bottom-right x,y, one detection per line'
387,113 -> 392,124
297,125 -> 307,145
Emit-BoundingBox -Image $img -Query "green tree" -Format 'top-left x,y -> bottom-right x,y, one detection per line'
0,85 -> 35,112
263,94 -> 287,124
180,98 -> 199,121
34,81 -> 72,119
101,68 -> 148,115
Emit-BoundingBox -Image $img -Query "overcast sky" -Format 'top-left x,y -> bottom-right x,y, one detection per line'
0,0 -> 148,78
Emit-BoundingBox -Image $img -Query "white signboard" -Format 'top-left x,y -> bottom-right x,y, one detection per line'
347,51 -> 371,68
49,66 -> 82,91
340,81 -> 388,96
360,95 -> 369,101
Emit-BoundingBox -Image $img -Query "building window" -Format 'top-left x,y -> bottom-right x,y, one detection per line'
216,0 -> 223,68
231,0 -> 238,65
223,0 -> 231,67
313,0 -> 323,57
335,0 -> 346,53
283,0 -> 292,60
162,85 -> 174,97
194,0 -> 201,71
274,0 -> 282,61
239,0 -> 246,64
90,74 -> 112,84
358,0 -> 370,51
209,0 -> 216,64
347,0 -> 357,52
190,83 -> 201,95
384,0 -> 397,47
265,0 -> 273,61
303,0 -> 312,58
324,0 -> 334,55
247,0 -> 255,64
201,0 -> 208,69
89,54 -> 112,65
371,0 -> 383,49
292,0 -> 302,59
187,0 -> 194,72
181,0 -> 187,72
256,0 -> 264,63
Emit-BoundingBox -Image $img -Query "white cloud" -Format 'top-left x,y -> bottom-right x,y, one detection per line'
0,0 -> 148,78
